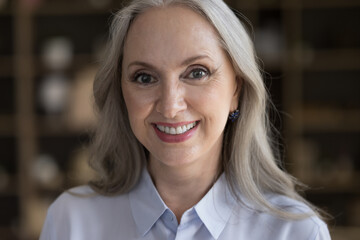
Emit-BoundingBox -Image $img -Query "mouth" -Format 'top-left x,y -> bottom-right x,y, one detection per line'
155,121 -> 199,135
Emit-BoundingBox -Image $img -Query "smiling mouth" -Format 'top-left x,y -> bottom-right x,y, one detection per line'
155,121 -> 198,135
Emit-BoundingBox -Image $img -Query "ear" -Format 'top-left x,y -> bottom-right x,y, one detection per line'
230,76 -> 242,111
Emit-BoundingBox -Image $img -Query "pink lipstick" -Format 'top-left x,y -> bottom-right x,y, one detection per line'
152,121 -> 199,143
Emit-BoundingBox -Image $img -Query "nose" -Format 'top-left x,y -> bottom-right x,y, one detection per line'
156,79 -> 187,119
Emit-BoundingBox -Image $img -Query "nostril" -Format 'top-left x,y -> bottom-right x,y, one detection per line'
155,84 -> 187,118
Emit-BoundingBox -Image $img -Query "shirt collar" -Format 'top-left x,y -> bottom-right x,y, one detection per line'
194,173 -> 236,239
129,168 -> 167,237
129,169 -> 236,239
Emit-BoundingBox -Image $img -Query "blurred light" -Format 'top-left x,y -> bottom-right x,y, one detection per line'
39,74 -> 70,114
31,154 -> 60,186
41,37 -> 73,71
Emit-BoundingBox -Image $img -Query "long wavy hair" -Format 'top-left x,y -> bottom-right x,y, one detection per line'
89,0 -> 323,220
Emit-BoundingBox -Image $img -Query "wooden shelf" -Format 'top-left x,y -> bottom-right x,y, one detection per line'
2,0 -> 359,238
0,115 -> 15,136
296,107 -> 360,132
0,174 -> 18,196
302,171 -> 360,192
0,226 -> 18,240
330,226 -> 360,240
303,0 -> 360,9
306,181 -> 360,195
0,56 -> 13,77
303,49 -> 360,71
34,1 -> 121,16
257,57 -> 284,72
35,116 -> 94,137
34,54 -> 95,76
233,0 -> 360,10
0,2 -> 12,15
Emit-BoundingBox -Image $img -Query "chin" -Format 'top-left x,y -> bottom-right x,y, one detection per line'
150,150 -> 199,168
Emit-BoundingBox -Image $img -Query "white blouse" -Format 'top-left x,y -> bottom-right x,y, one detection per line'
40,169 -> 331,240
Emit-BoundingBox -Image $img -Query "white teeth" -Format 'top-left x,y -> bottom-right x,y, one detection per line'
156,122 -> 197,135
182,126 -> 187,132
176,126 -> 183,134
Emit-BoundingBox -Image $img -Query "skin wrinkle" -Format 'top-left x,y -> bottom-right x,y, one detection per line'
84,0 -> 328,225
126,55 -> 218,82
121,5 -> 240,223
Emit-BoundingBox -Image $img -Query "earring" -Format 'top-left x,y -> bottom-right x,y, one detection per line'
228,109 -> 240,122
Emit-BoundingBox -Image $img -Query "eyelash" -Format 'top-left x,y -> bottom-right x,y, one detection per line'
132,72 -> 156,85
131,65 -> 210,85
184,66 -> 210,80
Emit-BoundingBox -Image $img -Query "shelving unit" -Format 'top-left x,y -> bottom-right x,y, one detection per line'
0,0 -> 113,239
0,0 -> 359,239
231,0 -> 360,239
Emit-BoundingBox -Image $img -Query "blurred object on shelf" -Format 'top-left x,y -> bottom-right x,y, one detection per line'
41,37 -> 73,71
304,130 -> 359,189
300,44 -> 315,67
25,197 -> 52,239
254,21 -> 284,66
68,147 -> 96,186
301,107 -> 360,131
314,151 -> 353,185
38,73 -> 71,115
289,139 -> 316,183
349,198 -> 360,226
0,195 -> 19,237
303,8 -> 360,49
1,0 -> 358,239
66,65 -> 97,131
330,226 -> 360,240
0,166 -> 9,191
88,0 -> 112,9
303,71 -> 360,108
31,154 -> 63,189
0,0 -> 7,10
290,137 -> 357,189
20,0 -> 43,11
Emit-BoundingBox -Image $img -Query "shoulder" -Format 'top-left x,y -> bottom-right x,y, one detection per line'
267,194 -> 330,239
48,185 -> 99,214
226,194 -> 331,240
40,185 -> 134,240
266,193 -> 317,215
261,194 -> 330,240
48,185 -> 129,217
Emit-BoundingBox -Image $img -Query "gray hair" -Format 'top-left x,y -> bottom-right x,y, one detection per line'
89,0 -> 323,220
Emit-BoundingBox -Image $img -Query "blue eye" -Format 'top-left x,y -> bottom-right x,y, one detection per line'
134,73 -> 154,84
188,68 -> 208,79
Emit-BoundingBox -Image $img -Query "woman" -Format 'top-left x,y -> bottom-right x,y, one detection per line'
40,0 -> 331,239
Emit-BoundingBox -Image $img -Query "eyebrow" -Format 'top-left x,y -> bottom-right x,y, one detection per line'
127,55 -> 211,71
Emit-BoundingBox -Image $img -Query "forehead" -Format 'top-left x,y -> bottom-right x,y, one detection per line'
123,5 -> 223,64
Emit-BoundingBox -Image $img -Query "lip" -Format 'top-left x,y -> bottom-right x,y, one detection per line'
152,121 -> 199,143
153,121 -> 196,127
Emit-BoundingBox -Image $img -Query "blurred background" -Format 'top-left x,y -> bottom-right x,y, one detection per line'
0,0 -> 359,239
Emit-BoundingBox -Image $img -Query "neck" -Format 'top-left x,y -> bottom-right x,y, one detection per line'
148,157 -> 221,223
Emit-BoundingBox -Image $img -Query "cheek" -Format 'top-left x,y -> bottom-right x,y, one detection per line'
193,81 -> 234,109
122,86 -> 155,129
188,83 -> 233,124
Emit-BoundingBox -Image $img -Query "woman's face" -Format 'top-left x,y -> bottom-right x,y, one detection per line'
121,6 -> 239,170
